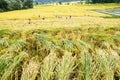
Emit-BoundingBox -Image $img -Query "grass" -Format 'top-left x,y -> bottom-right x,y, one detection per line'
0,3 -> 120,80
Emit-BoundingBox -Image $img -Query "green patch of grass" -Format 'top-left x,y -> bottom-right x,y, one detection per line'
0,29 -> 9,36
103,15 -> 120,18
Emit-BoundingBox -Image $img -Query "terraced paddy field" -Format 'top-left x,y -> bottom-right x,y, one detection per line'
0,3 -> 120,80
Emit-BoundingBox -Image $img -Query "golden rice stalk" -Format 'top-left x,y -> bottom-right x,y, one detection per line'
8,40 -> 25,52
56,52 -> 76,80
0,38 -> 9,50
21,56 -> 40,80
41,51 -> 58,80
0,52 -> 14,75
1,52 -> 28,80
78,51 -> 99,80
96,49 -> 115,80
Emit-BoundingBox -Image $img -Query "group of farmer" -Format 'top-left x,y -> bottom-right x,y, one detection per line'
28,15 -> 72,24
56,15 -> 72,19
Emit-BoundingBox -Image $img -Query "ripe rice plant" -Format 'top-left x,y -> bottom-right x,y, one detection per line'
0,26 -> 120,80
21,56 -> 39,80
0,38 -> 9,50
0,3 -> 120,80
8,40 -> 25,52
56,52 -> 76,80
40,51 -> 58,80
0,52 -> 28,80
96,49 -> 116,80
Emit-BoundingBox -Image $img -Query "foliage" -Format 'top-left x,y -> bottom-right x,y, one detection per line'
0,0 -> 8,11
23,0 -> 33,9
0,0 -> 33,12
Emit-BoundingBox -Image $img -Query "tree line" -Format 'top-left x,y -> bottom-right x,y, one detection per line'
0,0 -> 33,12
88,0 -> 120,3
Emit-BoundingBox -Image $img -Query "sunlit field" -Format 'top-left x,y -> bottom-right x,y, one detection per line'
0,4 -> 120,31
0,3 -> 120,20
0,3 -> 120,80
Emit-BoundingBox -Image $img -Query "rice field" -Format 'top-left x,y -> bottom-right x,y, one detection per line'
0,3 -> 120,80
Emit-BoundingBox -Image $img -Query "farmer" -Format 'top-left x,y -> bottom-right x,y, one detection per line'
42,17 -> 45,20
69,16 -> 72,19
28,19 -> 31,24
56,15 -> 63,19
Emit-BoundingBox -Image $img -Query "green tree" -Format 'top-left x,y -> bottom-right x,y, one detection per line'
86,0 -> 92,4
115,0 -> 120,3
23,0 -> 33,9
0,0 -> 8,11
0,0 -> 33,12
14,0 -> 23,10
91,0 -> 119,3
5,0 -> 23,10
